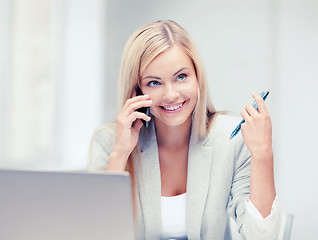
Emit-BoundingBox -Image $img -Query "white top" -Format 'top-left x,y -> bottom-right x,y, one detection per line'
161,193 -> 187,240
160,192 -> 279,240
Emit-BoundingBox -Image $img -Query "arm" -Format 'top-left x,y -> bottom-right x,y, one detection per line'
249,151 -> 276,217
227,134 -> 281,240
227,93 -> 281,239
240,92 -> 276,218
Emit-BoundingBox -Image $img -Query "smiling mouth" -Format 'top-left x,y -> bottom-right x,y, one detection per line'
160,100 -> 186,111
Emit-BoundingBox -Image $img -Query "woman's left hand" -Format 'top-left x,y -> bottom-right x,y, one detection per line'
240,92 -> 273,162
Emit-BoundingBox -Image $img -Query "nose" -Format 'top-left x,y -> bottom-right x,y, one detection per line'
163,83 -> 179,102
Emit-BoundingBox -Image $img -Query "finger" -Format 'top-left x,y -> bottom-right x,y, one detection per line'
117,109 -> 150,128
240,122 -> 248,135
252,92 -> 269,114
240,109 -> 252,122
123,95 -> 151,110
125,99 -> 153,116
128,111 -> 151,125
245,103 -> 258,117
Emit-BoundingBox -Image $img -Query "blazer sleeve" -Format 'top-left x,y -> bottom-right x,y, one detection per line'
227,134 -> 251,238
227,134 -> 281,240
87,125 -> 116,172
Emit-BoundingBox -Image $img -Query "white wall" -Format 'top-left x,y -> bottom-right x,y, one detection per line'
0,0 -> 106,170
275,0 -> 318,239
0,0 -> 11,163
0,0 -> 58,167
56,0 -> 106,170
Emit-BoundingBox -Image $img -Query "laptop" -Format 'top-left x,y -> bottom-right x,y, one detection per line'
0,169 -> 135,240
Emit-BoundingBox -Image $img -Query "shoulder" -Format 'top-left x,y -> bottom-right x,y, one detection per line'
91,123 -> 116,154
88,123 -> 117,172
203,114 -> 251,169
210,113 -> 241,133
207,113 -> 251,161
203,113 -> 243,147
203,113 -> 244,152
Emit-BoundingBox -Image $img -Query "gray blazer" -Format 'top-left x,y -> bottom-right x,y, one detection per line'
88,114 -> 280,240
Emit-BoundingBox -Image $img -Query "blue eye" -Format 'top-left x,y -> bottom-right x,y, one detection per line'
176,73 -> 187,81
147,80 -> 160,87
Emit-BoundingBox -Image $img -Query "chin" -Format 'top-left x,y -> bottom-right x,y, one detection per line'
154,114 -> 192,128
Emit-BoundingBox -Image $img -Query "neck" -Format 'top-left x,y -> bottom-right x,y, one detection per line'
154,116 -> 192,150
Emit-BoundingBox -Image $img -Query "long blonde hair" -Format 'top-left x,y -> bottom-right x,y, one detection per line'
118,19 -> 217,206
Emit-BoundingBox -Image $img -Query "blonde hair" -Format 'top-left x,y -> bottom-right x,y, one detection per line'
91,20 -> 218,216
119,20 -> 217,138
117,19 -> 218,208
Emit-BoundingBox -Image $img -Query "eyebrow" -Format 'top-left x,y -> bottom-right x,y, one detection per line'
173,67 -> 188,76
142,67 -> 189,81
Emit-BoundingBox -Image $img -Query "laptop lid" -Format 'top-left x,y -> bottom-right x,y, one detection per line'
0,169 -> 135,240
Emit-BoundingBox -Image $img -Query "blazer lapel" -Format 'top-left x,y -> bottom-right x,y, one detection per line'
186,136 -> 213,239
137,125 -> 162,240
137,124 -> 213,240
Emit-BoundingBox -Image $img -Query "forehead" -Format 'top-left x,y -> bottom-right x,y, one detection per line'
142,45 -> 194,76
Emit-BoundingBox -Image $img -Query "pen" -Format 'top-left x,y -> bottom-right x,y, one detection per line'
230,91 -> 270,139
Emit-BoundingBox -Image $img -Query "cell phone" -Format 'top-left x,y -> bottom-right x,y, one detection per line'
135,86 -> 150,128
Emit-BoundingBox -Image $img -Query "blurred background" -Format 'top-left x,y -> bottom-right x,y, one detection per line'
0,0 -> 317,239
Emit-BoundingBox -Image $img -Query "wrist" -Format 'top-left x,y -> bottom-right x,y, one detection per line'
250,146 -> 273,163
249,153 -> 276,218
107,149 -> 129,171
250,148 -> 275,180
113,145 -> 131,159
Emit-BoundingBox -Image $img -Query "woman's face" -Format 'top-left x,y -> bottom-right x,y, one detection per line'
140,45 -> 198,127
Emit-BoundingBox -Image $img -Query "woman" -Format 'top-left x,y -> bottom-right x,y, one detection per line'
88,20 -> 281,240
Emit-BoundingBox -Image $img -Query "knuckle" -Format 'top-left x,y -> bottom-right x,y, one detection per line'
245,104 -> 253,111
131,102 -> 140,110
116,118 -> 124,126
245,117 -> 252,124
126,105 -> 134,113
133,111 -> 141,119
131,111 -> 137,118
255,114 -> 261,120
126,98 -> 134,105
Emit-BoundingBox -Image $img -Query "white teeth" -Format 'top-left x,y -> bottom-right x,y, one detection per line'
163,103 -> 183,111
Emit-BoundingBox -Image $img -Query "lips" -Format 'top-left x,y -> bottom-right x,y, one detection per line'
159,100 -> 186,112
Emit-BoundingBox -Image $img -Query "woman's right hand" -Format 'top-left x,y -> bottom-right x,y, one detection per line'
108,91 -> 152,170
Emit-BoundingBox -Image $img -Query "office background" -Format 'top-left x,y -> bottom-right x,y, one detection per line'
0,0 -> 317,239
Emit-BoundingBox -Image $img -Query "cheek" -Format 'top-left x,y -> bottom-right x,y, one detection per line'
146,92 -> 161,113
147,91 -> 159,103
185,81 -> 198,100
149,102 -> 161,117
140,88 -> 156,101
